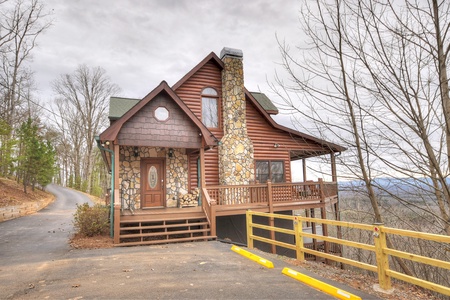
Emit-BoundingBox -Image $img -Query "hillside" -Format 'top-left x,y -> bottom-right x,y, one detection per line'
0,177 -> 51,208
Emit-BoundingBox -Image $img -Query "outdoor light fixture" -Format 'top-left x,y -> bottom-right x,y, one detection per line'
105,141 -> 110,146
168,148 -> 174,158
274,143 -> 280,148
133,147 -> 139,157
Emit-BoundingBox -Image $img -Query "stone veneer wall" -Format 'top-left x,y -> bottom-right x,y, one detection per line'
219,53 -> 255,185
119,146 -> 189,209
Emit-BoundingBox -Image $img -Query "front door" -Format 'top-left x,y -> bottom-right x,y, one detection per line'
141,158 -> 165,208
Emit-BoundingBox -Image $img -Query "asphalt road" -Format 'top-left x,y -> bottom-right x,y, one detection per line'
0,185 -> 379,299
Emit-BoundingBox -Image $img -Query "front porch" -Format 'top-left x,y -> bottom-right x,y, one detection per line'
113,180 -> 339,247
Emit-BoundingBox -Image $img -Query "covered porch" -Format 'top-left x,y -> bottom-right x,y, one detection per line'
112,176 -> 339,246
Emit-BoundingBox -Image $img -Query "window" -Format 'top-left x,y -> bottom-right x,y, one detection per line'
201,87 -> 219,128
256,160 -> 285,183
154,106 -> 169,121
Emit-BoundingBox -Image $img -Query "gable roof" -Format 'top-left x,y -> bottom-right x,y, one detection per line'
172,52 -> 224,91
100,81 -> 218,147
244,89 -> 346,154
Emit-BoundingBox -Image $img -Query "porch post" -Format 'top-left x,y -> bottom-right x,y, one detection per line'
200,142 -> 206,188
302,158 -> 307,182
113,143 -> 120,243
331,153 -> 337,182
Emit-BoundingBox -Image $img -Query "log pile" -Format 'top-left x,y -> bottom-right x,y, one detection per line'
179,188 -> 199,207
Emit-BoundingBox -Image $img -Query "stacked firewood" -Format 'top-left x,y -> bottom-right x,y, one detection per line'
179,188 -> 199,207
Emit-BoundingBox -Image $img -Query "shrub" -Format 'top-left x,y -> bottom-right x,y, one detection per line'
73,203 -> 110,237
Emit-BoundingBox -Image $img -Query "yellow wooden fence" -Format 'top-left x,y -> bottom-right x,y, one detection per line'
246,211 -> 450,296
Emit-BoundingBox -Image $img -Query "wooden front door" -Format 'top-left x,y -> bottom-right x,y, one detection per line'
141,158 -> 165,208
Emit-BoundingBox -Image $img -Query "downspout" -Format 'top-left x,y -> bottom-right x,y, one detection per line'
197,156 -> 201,206
95,136 -> 115,238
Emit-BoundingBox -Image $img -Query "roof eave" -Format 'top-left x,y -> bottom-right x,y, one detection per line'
172,52 -> 224,91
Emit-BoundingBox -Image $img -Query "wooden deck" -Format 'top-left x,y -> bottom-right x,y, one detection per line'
114,180 -> 339,246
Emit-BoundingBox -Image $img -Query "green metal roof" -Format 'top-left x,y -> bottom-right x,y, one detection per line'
250,92 -> 279,114
109,97 -> 140,120
109,92 -> 278,120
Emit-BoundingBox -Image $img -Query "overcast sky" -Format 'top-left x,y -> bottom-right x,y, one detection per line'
30,0 -> 302,115
27,0 -> 309,179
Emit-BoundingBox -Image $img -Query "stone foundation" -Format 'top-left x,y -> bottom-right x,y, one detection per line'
119,146 -> 190,209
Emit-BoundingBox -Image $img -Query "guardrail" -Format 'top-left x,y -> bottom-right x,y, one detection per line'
246,211 -> 450,296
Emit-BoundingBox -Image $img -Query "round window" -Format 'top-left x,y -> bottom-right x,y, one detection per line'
154,107 -> 169,121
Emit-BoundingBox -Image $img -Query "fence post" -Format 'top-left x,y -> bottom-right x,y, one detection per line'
373,223 -> 392,291
246,210 -> 253,249
294,215 -> 305,261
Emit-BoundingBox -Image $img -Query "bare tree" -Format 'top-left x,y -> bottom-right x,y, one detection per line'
0,0 -> 51,177
52,65 -> 119,193
274,0 -> 450,233
272,0 -> 450,283
0,0 -> 51,125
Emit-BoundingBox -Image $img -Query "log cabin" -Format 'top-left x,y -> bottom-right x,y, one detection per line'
97,47 -> 346,253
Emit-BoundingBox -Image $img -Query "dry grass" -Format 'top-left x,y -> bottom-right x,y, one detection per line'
282,258 -> 440,300
0,177 -> 50,207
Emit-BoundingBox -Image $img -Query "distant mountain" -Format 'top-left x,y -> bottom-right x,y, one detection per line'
339,177 -> 448,195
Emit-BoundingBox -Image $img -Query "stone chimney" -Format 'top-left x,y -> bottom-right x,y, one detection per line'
218,47 -> 255,185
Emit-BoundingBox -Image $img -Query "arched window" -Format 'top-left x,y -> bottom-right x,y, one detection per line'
201,87 -> 219,128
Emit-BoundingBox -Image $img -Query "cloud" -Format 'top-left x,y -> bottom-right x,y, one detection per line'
30,0 -> 302,104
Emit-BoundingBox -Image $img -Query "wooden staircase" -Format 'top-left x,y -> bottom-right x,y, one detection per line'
116,209 -> 216,247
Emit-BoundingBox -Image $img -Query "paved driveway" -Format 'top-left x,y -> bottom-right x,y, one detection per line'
0,185 -> 378,299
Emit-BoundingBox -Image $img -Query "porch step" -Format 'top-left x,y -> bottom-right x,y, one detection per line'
117,210 -> 215,246
120,221 -> 209,231
120,212 -> 207,223
115,235 -> 217,247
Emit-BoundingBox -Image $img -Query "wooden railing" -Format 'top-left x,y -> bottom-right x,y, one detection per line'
205,179 -> 337,206
201,187 -> 217,236
246,211 -> 450,297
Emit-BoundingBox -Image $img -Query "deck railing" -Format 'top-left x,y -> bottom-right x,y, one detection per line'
201,179 -> 337,238
205,179 -> 337,206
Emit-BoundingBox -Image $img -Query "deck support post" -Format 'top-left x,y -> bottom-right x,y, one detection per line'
318,178 -> 330,261
267,181 -> 276,254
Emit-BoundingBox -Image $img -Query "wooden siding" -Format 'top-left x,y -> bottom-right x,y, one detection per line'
175,60 -> 223,186
118,93 -> 202,148
174,60 -> 223,126
173,57 -> 328,186
246,99 -> 332,183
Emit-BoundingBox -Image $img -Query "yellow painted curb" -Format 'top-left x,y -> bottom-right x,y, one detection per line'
282,267 -> 362,300
231,245 -> 274,269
